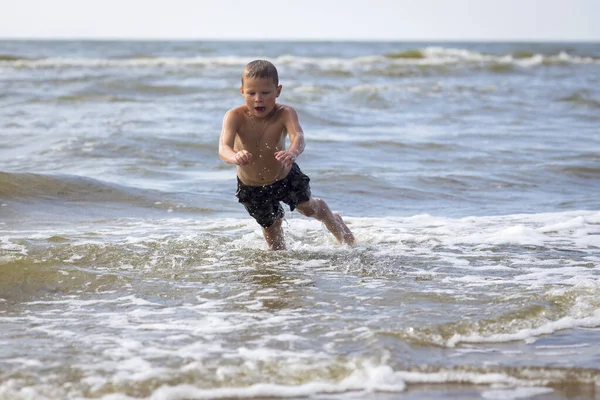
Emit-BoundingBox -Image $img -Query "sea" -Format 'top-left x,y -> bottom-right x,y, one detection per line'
1,40 -> 599,400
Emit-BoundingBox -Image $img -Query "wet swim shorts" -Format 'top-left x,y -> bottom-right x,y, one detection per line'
236,163 -> 311,228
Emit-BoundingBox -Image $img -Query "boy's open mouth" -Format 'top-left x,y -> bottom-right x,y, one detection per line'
255,107 -> 266,112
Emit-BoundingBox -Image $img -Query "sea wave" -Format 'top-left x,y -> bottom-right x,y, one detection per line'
390,47 -> 600,66
0,171 -> 214,214
0,171 -> 158,202
559,90 -> 600,110
1,47 -> 598,71
0,347 -> 597,399
1,211 -> 599,399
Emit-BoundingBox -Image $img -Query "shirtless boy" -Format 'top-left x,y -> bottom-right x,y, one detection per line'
218,60 -> 355,250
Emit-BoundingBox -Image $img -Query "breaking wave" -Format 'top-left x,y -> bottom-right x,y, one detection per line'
1,47 -> 598,73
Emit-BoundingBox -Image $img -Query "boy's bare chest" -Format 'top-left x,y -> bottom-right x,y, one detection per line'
237,120 -> 286,149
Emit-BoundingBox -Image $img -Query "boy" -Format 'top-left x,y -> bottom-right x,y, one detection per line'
218,60 -> 355,250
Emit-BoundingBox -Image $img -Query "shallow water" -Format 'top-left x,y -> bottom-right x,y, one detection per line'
1,40 -> 600,399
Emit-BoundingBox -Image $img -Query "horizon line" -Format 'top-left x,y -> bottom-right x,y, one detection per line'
1,37 -> 599,43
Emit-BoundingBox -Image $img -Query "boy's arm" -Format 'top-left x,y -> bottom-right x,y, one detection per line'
275,106 -> 305,167
219,110 -> 251,165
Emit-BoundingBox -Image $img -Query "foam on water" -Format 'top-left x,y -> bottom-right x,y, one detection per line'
1,220 -> 599,398
446,309 -> 600,348
481,387 -> 555,400
2,47 -> 598,71
0,359 -> 565,400
2,213 -> 599,328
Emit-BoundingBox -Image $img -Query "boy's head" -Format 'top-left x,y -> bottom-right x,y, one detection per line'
240,60 -> 282,118
241,60 -> 279,86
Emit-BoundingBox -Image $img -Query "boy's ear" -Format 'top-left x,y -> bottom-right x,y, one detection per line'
240,85 -> 244,95
276,85 -> 282,97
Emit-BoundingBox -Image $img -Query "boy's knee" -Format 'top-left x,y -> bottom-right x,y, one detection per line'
297,198 -> 324,219
298,206 -> 315,218
264,217 -> 283,230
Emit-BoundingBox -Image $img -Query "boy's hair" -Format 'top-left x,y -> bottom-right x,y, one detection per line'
242,60 -> 279,86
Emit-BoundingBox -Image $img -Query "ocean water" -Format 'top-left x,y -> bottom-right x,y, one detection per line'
1,40 -> 600,400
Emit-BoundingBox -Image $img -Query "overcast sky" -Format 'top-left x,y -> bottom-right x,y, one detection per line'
1,0 -> 599,41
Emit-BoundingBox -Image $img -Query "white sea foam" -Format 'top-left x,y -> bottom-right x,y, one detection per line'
0,236 -> 27,255
446,309 -> 600,348
2,49 -> 598,71
2,210 -> 599,399
396,370 -> 527,386
482,387 -> 554,400
0,56 -> 252,69
420,47 -> 599,66
80,365 -> 556,400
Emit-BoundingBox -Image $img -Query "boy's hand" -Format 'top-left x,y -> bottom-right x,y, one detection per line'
275,150 -> 297,167
234,150 -> 252,165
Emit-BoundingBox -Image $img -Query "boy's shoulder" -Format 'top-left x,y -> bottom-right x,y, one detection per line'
275,103 -> 295,112
222,106 -> 249,127
280,103 -> 297,112
271,104 -> 299,120
226,105 -> 248,118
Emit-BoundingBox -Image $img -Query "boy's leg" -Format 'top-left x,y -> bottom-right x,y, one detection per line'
295,198 -> 355,245
262,217 -> 286,250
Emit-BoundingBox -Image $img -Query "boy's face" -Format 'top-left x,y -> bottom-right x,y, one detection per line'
240,77 -> 282,118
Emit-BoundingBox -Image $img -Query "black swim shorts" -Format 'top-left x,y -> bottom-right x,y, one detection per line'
236,163 -> 312,228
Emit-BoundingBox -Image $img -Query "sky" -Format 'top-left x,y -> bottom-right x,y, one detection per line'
1,0 -> 599,41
